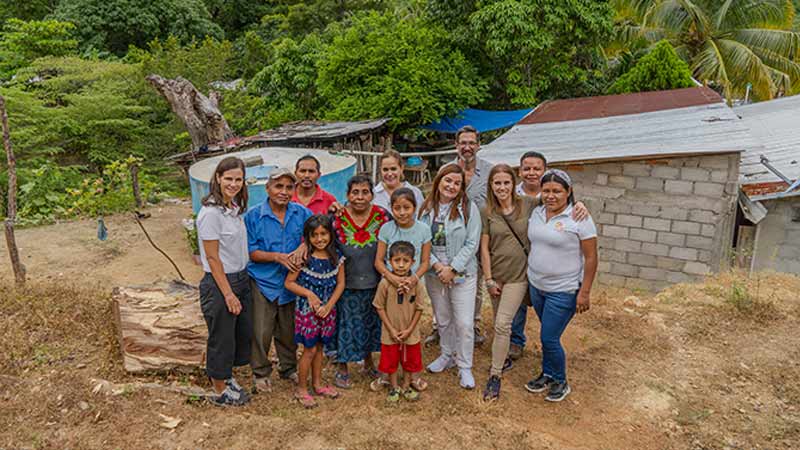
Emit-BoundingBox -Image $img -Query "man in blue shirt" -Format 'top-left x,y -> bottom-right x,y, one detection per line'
246,168 -> 312,393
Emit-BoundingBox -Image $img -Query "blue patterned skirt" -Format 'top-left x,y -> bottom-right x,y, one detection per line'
331,288 -> 382,363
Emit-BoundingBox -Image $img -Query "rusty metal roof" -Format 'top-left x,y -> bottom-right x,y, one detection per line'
735,95 -> 800,190
520,87 -> 723,124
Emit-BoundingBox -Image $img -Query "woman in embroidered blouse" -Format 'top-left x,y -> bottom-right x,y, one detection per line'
330,174 -> 391,388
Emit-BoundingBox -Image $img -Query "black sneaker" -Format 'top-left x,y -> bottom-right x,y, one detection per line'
524,373 -> 554,393
545,381 -> 571,402
482,375 -> 501,402
502,358 -> 514,373
225,378 -> 250,402
209,386 -> 248,407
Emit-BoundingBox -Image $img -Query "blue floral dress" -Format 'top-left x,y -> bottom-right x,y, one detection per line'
294,253 -> 344,348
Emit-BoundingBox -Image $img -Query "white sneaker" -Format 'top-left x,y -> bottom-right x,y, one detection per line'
459,369 -> 475,389
426,355 -> 455,373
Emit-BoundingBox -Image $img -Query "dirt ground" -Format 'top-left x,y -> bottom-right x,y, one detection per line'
1,203 -> 799,450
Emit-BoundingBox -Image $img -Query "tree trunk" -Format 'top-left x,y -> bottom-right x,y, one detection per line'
112,281 -> 207,373
0,95 -> 26,287
145,74 -> 234,151
130,164 -> 143,208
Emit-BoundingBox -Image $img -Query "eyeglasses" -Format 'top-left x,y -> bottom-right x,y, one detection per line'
457,141 -> 479,147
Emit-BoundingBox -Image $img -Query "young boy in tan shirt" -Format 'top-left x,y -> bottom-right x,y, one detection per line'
373,241 -> 427,402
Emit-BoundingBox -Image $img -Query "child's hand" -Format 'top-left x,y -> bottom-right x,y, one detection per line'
316,303 -> 332,318
391,329 -> 403,343
308,293 -> 322,312
395,328 -> 410,342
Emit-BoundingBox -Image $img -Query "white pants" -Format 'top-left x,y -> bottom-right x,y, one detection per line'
426,274 -> 477,369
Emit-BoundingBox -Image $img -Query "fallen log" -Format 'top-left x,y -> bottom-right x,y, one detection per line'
112,280 -> 207,373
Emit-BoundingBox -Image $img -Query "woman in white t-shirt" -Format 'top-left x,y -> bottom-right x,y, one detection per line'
373,150 -> 425,212
196,156 -> 252,407
524,169 -> 598,403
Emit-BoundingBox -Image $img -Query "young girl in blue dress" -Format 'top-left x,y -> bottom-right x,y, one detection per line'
285,214 -> 346,408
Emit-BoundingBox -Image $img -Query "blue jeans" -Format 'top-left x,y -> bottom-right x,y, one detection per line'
510,302 -> 527,348
529,284 -> 577,382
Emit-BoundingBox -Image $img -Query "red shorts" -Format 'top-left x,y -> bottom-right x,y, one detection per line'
378,343 -> 422,374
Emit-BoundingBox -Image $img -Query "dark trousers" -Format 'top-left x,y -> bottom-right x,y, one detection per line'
199,270 -> 253,380
250,279 -> 297,379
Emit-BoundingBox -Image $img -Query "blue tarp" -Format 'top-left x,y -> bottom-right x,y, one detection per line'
421,108 -> 533,134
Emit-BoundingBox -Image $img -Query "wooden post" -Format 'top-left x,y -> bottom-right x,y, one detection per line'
130,164 -> 143,208
0,95 -> 26,286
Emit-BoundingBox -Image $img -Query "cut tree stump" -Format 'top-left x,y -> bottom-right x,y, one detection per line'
145,74 -> 234,152
112,280 -> 207,373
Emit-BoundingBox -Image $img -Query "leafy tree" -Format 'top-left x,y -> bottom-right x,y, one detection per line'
469,0 -> 614,106
52,0 -> 223,55
613,0 -> 800,102
0,19 -> 77,79
316,11 -> 486,130
0,0 -> 58,22
202,0 -> 273,38
609,40 -> 695,94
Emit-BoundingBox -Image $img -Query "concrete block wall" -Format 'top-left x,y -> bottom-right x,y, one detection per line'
558,153 -> 740,291
751,197 -> 800,274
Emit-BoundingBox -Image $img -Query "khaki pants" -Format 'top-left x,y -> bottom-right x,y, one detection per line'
250,279 -> 297,379
489,282 -> 528,377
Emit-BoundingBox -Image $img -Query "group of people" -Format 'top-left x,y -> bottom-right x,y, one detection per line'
196,126 -> 598,408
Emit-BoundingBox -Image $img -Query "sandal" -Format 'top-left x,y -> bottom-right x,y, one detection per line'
334,372 -> 352,389
313,385 -> 340,399
361,367 -> 381,379
294,392 -> 317,409
410,377 -> 428,392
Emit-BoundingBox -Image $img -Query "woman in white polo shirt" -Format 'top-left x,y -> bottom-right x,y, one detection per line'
373,149 -> 425,212
197,156 -> 252,407
525,169 -> 598,402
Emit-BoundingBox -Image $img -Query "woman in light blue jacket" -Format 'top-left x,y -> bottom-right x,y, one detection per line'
418,164 -> 482,389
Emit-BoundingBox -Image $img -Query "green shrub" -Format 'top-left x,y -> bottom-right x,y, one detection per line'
609,40 -> 695,94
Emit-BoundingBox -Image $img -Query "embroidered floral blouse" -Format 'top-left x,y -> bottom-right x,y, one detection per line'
334,205 -> 391,290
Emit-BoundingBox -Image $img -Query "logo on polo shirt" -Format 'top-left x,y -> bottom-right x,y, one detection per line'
554,221 -> 565,232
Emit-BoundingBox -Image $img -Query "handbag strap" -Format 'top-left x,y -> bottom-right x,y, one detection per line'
499,211 -> 529,257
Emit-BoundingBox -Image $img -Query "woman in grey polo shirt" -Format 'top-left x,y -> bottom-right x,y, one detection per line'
525,169 -> 598,402
197,156 -> 252,407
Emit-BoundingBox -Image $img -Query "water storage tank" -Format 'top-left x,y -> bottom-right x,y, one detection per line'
188,147 -> 357,213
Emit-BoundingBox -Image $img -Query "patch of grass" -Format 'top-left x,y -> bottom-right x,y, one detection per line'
725,279 -> 781,322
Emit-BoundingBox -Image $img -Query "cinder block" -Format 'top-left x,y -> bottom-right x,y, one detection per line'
701,224 -> 716,237
658,232 -> 686,246
724,181 -> 738,195
603,249 -> 627,263
694,182 -> 724,197
623,163 -> 651,177
643,217 -> 671,232
596,212 -> 616,225
672,221 -> 701,235
604,225 -> 629,239
686,235 -> 714,250
630,228 -> 657,242
640,267 -> 668,281
616,214 -> 643,228
598,261 -> 611,273
665,180 -> 693,194
611,262 -> 638,277
596,163 -> 623,175
598,236 -> 615,250
605,200 -> 632,214
628,253 -> 657,267
667,271 -> 694,284
636,177 -> 664,192
608,175 -> 635,189
688,210 -> 716,224
669,247 -> 698,261
659,207 -> 689,220
624,277 -> 650,290
595,173 -> 609,186
698,250 -> 712,263
699,155 -> 730,169
710,170 -> 728,183
656,257 -> 684,271
651,166 -> 680,179
642,243 -> 669,256
681,167 -> 710,181
682,157 -> 701,168
615,239 -> 642,252
598,273 -> 627,286
684,262 -> 710,275
635,204 -> 660,217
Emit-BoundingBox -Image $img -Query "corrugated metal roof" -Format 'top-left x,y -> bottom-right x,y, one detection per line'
735,95 -> 800,187
520,87 -> 722,124
246,118 -> 390,145
480,102 -> 755,166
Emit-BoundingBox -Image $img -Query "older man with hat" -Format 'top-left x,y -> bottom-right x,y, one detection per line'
245,167 -> 313,394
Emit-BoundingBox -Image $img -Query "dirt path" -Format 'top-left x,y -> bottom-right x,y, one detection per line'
1,207 -> 798,449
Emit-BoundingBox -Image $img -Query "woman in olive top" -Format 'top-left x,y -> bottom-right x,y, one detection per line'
479,164 -> 537,402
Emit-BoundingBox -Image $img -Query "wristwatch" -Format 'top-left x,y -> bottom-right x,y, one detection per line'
485,279 -> 497,289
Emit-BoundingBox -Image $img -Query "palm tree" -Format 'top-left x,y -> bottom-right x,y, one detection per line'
611,0 -> 800,102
